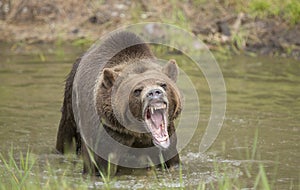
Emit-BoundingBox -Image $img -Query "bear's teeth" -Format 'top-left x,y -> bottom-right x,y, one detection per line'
153,104 -> 166,110
149,104 -> 166,114
150,107 -> 154,114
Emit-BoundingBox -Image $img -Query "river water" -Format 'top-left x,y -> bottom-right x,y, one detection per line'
0,44 -> 299,189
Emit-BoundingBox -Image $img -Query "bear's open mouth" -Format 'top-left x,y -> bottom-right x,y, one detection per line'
144,102 -> 170,149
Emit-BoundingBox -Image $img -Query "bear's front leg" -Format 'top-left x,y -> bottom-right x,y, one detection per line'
81,124 -> 135,176
162,122 -> 180,168
162,148 -> 180,169
81,142 -> 119,176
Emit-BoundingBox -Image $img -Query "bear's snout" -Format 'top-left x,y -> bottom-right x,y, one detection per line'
146,88 -> 163,99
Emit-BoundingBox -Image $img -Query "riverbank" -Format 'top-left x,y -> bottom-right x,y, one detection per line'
0,0 -> 299,59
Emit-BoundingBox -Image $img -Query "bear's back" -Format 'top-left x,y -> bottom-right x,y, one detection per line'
82,31 -> 154,70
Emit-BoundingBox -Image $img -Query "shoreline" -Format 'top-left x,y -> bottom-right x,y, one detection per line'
0,0 -> 299,60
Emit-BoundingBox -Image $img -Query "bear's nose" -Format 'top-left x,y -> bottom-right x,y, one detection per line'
146,89 -> 163,99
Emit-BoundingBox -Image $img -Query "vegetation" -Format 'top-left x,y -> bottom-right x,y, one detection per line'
0,151 -> 270,189
1,0 -> 299,59
247,0 -> 300,25
210,0 -> 300,25
0,131 -> 292,190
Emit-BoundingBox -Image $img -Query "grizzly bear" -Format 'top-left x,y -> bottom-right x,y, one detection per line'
55,31 -> 182,175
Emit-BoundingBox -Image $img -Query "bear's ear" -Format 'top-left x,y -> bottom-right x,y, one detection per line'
163,59 -> 178,82
102,68 -> 118,89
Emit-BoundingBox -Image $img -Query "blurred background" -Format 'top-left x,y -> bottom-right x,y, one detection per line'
0,0 -> 299,59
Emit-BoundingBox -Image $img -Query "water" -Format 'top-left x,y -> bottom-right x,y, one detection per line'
0,44 -> 299,189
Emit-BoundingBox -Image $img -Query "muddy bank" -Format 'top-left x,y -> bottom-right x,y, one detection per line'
0,0 -> 299,59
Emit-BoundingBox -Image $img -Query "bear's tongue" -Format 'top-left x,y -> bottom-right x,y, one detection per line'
147,109 -> 170,149
150,111 -> 163,129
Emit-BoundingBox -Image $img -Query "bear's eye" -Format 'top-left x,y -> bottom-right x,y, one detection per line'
160,83 -> 167,90
133,88 -> 142,97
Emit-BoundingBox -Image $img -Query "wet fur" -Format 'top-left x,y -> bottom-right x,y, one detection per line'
55,32 -> 181,175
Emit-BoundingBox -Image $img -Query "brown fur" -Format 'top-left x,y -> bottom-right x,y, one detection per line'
55,31 -> 182,175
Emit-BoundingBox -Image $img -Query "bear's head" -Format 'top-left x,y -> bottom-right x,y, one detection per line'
96,59 -> 182,149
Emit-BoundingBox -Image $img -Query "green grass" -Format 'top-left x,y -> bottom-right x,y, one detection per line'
235,0 -> 299,25
0,141 -> 283,190
191,0 -> 300,25
0,130 -> 295,189
0,147 -> 35,190
246,0 -> 300,25
0,154 -> 284,189
283,0 -> 300,25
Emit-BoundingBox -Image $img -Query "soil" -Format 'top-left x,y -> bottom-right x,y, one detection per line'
0,0 -> 299,59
